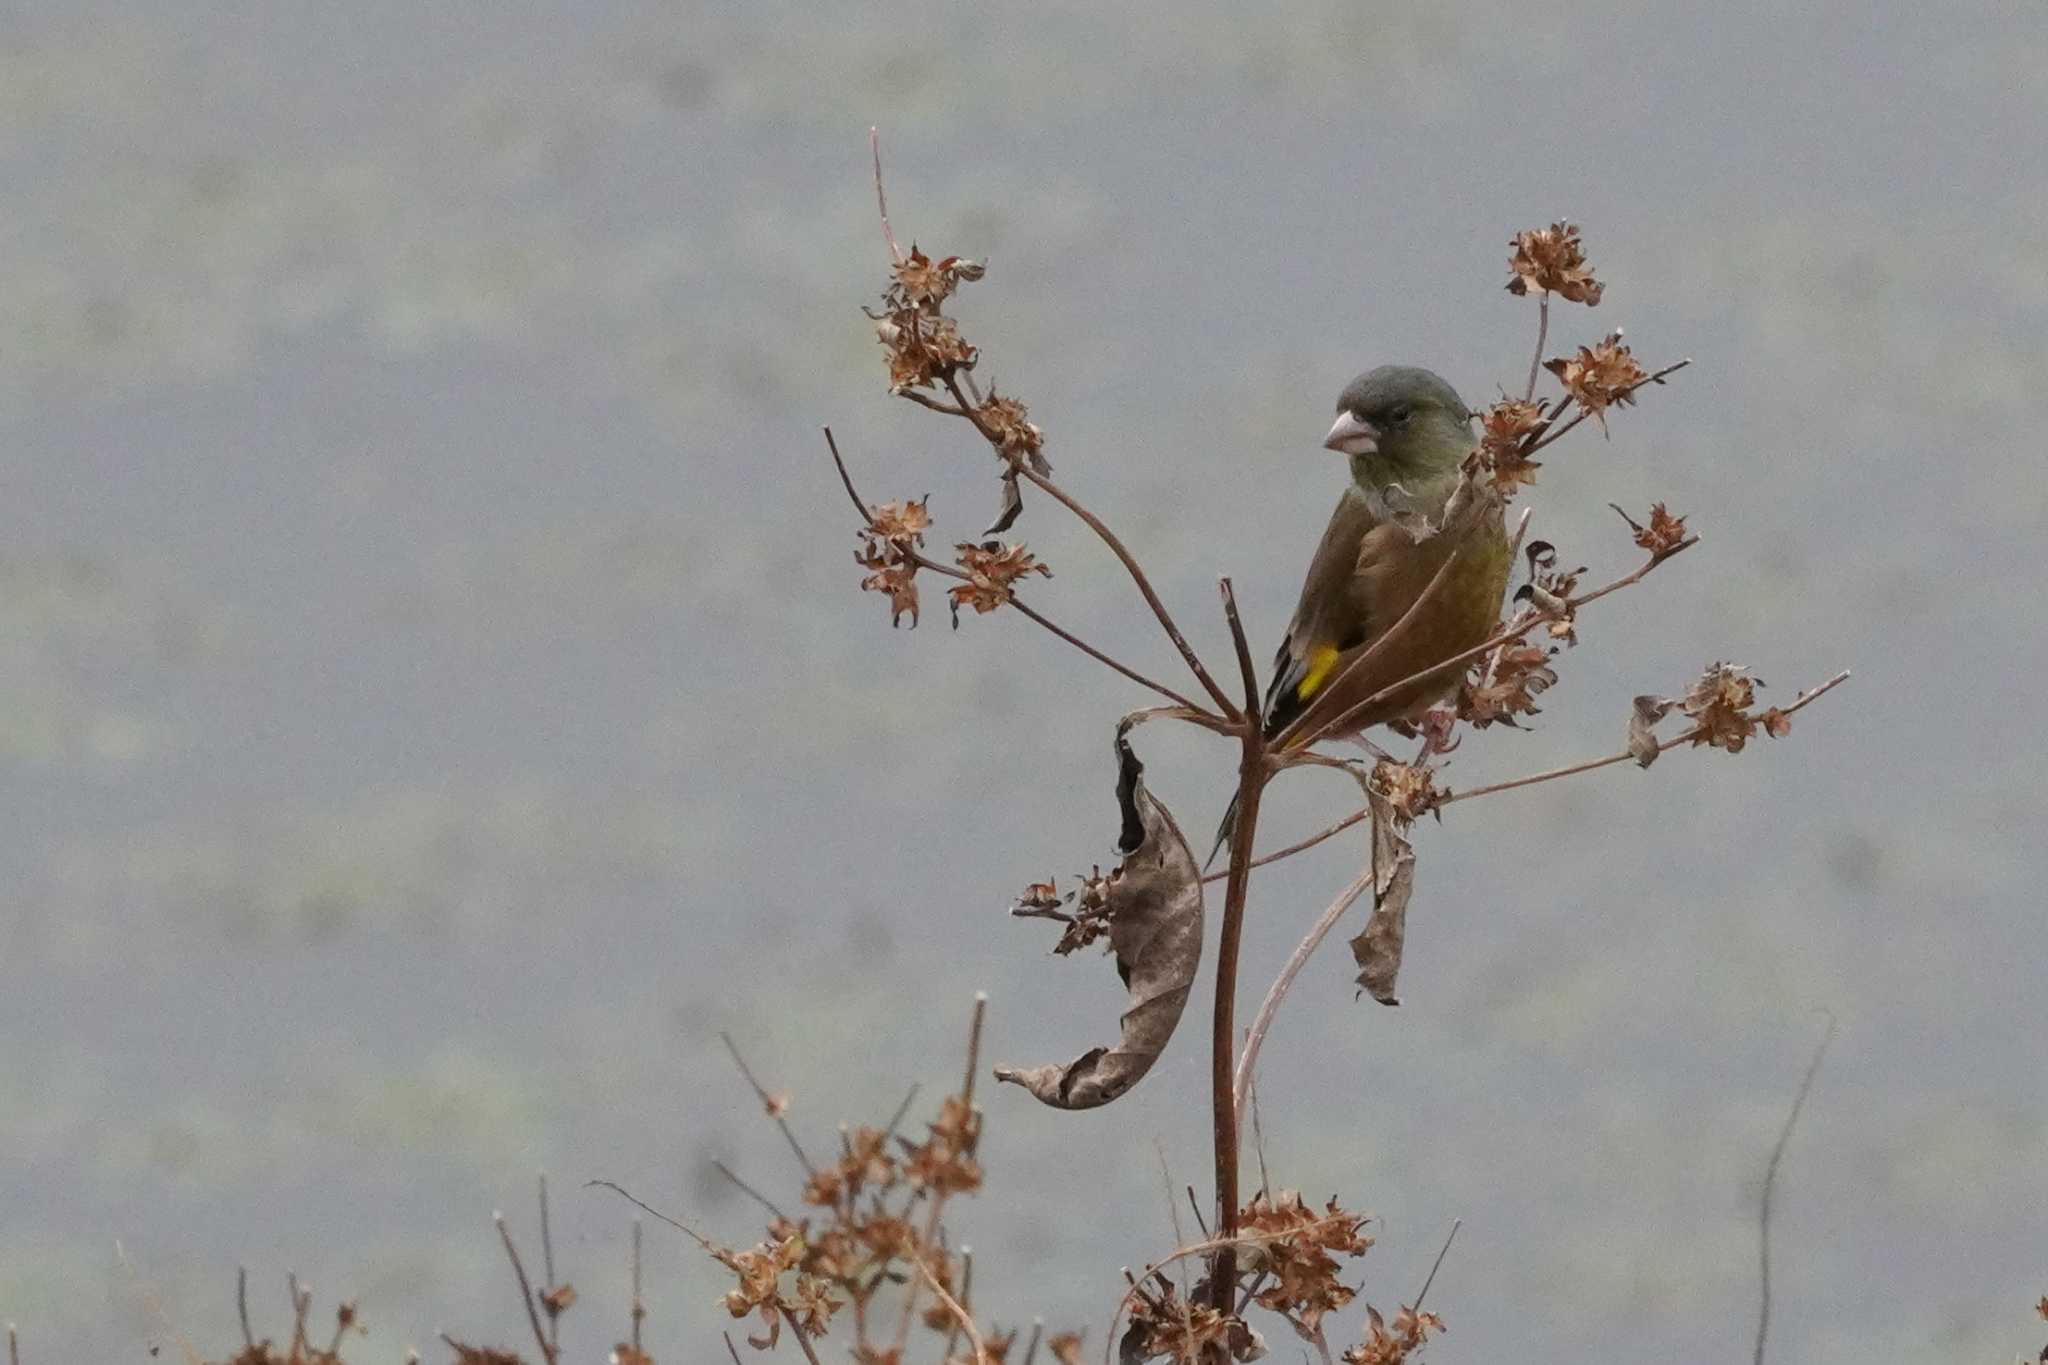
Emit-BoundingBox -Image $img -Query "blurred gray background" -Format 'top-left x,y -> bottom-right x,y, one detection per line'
2,1 -> 2042,1360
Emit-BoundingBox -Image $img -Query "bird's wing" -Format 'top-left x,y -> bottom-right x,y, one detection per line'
1261,491 -> 1379,738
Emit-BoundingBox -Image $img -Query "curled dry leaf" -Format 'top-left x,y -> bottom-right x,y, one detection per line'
1349,789 -> 1416,1007
994,734 -> 1204,1109
1628,694 -> 1674,768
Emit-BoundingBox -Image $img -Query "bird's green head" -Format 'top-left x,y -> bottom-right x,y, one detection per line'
1322,366 -> 1473,490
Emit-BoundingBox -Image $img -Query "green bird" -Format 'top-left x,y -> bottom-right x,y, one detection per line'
1210,365 -> 1513,865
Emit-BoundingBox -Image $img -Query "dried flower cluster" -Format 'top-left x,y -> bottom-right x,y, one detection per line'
873,246 -> 985,393
1680,661 -> 1791,752
1544,331 -> 1649,431
1613,501 -> 1690,557
857,495 -> 933,627
1458,641 -> 1560,729
1470,395 -> 1549,494
1342,1304 -> 1444,1365
1506,222 -> 1604,304
949,541 -> 1052,625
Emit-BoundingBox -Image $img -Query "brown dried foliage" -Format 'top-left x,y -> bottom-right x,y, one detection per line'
1506,222 -> 1604,304
1544,332 -> 1647,431
948,541 -> 1052,624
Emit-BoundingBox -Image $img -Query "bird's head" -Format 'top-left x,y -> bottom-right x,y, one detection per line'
1322,366 -> 1473,489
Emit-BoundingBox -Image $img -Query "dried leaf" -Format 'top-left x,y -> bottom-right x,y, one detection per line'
1349,791 -> 1416,1007
1681,661 -> 1764,753
995,733 -> 1204,1109
1628,695 -> 1673,768
984,468 -> 1024,536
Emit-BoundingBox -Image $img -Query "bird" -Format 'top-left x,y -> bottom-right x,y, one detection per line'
1209,365 -> 1514,868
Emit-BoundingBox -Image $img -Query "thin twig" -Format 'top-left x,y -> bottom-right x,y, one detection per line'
631,1218 -> 645,1355
1438,669 -> 1851,808
538,1173 -> 561,1357
713,1159 -> 791,1223
1233,866 -> 1374,1119
1414,1219 -> 1461,1311
1755,1018 -> 1835,1365
962,990 -> 988,1106
870,127 -> 902,265
775,1303 -> 827,1365
287,1272 -> 310,1358
1008,456 -> 1241,720
895,995 -> 990,1354
1525,293 -> 1551,402
236,1267 -> 253,1349
916,1259 -> 989,1365
585,1181 -> 714,1250
7,1323 -> 17,1365
882,1083 -> 922,1143
495,1213 -> 556,1365
1021,1321 -> 1045,1365
1247,1072 -> 1272,1201
1201,805 -> 1373,884
724,1331 -> 744,1364
1219,578 -> 1259,717
1185,1185 -> 1210,1239
1527,358 -> 1692,455
826,426 -> 1217,714
720,1031 -> 817,1175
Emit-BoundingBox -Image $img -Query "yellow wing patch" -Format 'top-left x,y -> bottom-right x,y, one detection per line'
1297,644 -> 1343,700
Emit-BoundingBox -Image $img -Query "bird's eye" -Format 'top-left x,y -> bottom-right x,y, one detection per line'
1386,406 -> 1412,426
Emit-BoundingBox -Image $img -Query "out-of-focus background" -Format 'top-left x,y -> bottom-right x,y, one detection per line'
2,1 -> 2042,1360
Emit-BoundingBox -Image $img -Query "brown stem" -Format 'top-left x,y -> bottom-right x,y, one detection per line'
871,127 -> 902,265
712,1159 -> 791,1223
495,1213 -> 557,1365
1525,292 -> 1550,402
775,1303 -> 827,1365
1200,805 -> 1374,884
894,995 -> 988,1355
236,1267 -> 253,1349
1013,461 -> 1241,719
721,1031 -> 817,1175
1526,358 -> 1692,455
1207,577 -> 1267,1321
631,1218 -> 645,1355
1232,866 -> 1376,1117
827,427 -> 1219,716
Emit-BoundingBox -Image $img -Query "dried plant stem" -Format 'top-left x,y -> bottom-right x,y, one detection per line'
1231,867 -> 1376,1119
1207,581 -> 1267,1321
631,1217 -> 645,1355
720,1030 -> 817,1175
870,127 -> 902,265
1525,292 -> 1550,401
776,1303 -> 827,1365
1755,1019 -> 1834,1365
1440,669 -> 1850,807
1414,1220 -> 1461,1310
236,1267 -> 253,1349
724,1332 -> 745,1364
825,426 -> 1216,715
917,1259 -> 990,1364
1200,805 -> 1373,884
1527,358 -> 1692,454
494,1214 -> 556,1365
7,1323 -> 16,1365
712,1159 -> 791,1222
586,1180 -> 714,1250
537,1173 -> 561,1357
894,996 -> 989,1355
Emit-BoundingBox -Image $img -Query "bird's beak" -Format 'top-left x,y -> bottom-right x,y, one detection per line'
1323,410 -> 1379,456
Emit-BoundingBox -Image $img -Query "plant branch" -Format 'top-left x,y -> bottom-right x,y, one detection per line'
494,1213 -> 556,1365
712,1159 -> 791,1223
1437,669 -> 1850,808
1232,867 -> 1376,1119
934,392 -> 1236,715
1524,292 -> 1550,402
1207,709 -> 1268,1315
721,1031 -> 817,1175
870,127 -> 902,265
827,426 -> 1220,715
1526,358 -> 1692,455
917,1259 -> 989,1365
1755,1018 -> 1834,1365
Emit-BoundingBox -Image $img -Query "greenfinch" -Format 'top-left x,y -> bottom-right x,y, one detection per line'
1212,366 -> 1512,863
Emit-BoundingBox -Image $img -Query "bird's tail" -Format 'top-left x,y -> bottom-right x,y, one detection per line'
1205,791 -> 1242,873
